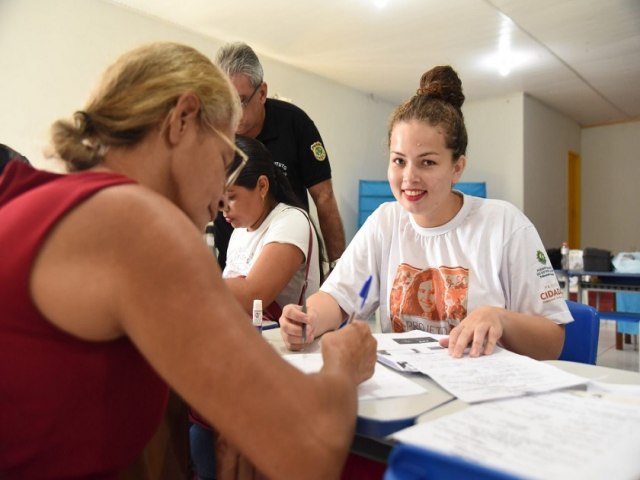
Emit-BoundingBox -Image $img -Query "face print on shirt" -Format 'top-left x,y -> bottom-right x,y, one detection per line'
389,263 -> 469,334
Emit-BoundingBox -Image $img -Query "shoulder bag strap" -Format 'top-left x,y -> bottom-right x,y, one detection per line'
281,206 -> 314,305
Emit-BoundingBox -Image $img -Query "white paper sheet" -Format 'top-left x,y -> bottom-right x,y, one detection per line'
392,391 -> 640,480
283,353 -> 427,401
373,331 -> 588,403
374,331 -> 447,372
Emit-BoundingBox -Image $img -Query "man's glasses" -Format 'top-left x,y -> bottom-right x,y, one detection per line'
211,126 -> 249,189
240,83 -> 261,109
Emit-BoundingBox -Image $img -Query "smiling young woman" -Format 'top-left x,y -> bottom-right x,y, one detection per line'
387,119 -> 465,228
280,64 -> 570,362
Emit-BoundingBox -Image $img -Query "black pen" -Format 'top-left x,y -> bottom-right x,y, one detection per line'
301,296 -> 307,345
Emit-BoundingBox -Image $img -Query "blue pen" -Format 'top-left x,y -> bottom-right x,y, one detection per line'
344,275 -> 373,326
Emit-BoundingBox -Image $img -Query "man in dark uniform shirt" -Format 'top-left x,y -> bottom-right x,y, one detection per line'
213,42 -> 345,270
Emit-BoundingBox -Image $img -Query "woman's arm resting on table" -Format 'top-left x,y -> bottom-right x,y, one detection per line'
440,305 -> 566,360
225,242 -> 304,315
31,185 -> 376,480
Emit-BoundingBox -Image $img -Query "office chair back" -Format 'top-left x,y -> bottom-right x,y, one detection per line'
384,443 -> 523,480
559,300 -> 600,365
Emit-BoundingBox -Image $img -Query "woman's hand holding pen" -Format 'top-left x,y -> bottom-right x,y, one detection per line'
280,291 -> 362,351
279,302 -> 376,385
280,303 -> 315,351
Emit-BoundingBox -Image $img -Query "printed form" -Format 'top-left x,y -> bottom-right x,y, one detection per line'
373,331 -> 587,403
392,391 -> 640,480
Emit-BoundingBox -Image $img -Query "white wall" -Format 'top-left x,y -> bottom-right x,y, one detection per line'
259,60 -> 393,239
463,93 -> 525,208
581,122 -> 640,253
464,93 -> 584,249
523,94 -> 581,248
2,0 -> 636,253
0,0 -> 393,240
0,0 -> 224,170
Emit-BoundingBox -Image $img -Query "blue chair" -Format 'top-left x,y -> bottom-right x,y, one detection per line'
357,180 -> 487,227
559,300 -> 600,365
614,292 -> 640,336
384,443 -> 523,480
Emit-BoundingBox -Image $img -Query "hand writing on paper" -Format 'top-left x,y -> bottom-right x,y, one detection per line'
280,303 -> 316,351
321,321 -> 377,385
439,305 -> 504,358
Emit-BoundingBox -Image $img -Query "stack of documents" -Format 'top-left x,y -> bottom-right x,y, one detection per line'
374,331 -> 587,403
376,331 -> 640,479
392,390 -> 640,480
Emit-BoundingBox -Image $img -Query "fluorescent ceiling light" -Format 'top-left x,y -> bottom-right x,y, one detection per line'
481,14 -> 531,76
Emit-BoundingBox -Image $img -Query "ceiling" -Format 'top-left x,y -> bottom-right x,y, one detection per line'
110,0 -> 640,127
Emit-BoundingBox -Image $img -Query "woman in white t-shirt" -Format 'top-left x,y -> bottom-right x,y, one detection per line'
191,135 -> 322,479
279,65 -> 572,361
220,135 -> 321,317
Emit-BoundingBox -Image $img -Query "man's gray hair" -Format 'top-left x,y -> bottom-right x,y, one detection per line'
215,42 -> 264,88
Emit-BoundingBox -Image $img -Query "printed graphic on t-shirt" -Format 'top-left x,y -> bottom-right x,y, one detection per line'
274,161 -> 288,175
535,249 -> 564,303
389,263 -> 469,334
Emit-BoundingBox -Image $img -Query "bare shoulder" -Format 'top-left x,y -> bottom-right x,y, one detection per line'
31,183 -> 219,340
87,183 -> 192,230
58,183 -> 206,266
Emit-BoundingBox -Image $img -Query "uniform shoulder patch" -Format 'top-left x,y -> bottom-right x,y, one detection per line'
310,141 -> 327,161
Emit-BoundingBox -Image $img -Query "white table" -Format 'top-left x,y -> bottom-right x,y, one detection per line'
388,360 -> 640,479
262,328 -> 454,462
264,328 -> 640,464
262,328 -> 454,436
414,359 -> 640,423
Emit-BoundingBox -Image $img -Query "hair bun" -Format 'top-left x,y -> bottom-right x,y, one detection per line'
416,66 -> 465,109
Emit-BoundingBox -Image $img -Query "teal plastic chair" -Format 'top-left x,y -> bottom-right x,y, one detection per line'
384,443 -> 523,480
357,180 -> 487,227
559,300 -> 600,365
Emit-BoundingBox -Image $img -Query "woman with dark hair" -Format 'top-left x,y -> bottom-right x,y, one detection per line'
191,135 -> 323,479
220,135 -> 323,316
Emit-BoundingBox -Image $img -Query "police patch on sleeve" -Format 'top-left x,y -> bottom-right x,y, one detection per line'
310,141 -> 327,161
